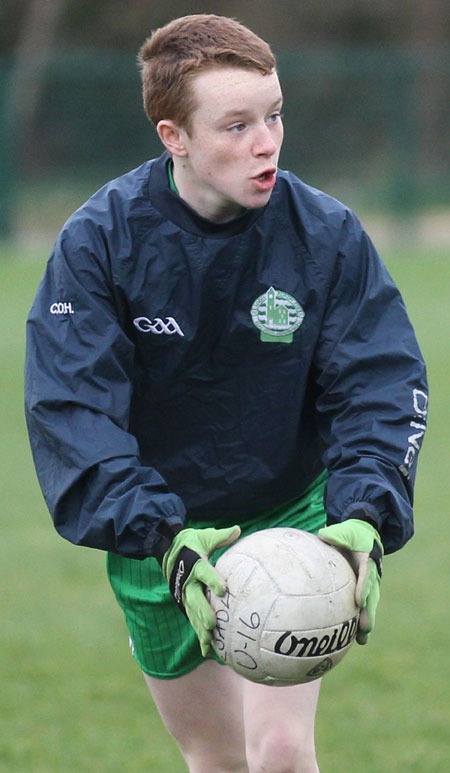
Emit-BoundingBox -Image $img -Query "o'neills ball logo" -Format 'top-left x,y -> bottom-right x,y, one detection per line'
274,616 -> 359,658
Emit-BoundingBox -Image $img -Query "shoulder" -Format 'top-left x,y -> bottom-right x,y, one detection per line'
58,160 -> 157,249
274,169 -> 364,250
271,170 -> 377,285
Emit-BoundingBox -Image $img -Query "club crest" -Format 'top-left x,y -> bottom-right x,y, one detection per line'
251,287 -> 305,343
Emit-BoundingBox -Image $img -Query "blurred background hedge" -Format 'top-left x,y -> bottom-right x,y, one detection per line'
0,0 -> 449,245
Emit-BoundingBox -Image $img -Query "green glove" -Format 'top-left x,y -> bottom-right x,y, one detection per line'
318,519 -> 383,645
161,525 -> 241,657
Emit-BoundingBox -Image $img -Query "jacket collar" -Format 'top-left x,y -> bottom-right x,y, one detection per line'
147,152 -> 268,238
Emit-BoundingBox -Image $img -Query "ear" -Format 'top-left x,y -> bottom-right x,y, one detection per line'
156,120 -> 188,157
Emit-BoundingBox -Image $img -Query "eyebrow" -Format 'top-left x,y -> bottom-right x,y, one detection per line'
218,97 -> 283,122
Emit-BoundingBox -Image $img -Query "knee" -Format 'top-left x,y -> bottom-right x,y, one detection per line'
246,725 -> 318,773
173,733 -> 247,772
184,746 -> 248,773
176,731 -> 247,773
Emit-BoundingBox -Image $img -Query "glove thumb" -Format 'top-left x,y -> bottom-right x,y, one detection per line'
197,525 -> 241,555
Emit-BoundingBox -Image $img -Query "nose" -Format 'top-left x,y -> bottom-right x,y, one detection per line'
252,123 -> 279,157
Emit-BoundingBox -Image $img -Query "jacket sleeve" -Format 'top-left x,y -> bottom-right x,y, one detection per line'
25,219 -> 186,559
313,212 -> 428,554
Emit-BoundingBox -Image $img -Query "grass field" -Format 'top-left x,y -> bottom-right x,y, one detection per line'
1,242 -> 449,772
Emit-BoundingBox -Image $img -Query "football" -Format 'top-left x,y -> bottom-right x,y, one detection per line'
207,527 -> 359,685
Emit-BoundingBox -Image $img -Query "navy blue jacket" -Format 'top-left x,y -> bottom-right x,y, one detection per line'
25,153 -> 428,558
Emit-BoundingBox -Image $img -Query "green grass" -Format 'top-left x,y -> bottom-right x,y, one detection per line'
316,247 -> 450,772
1,244 -> 449,771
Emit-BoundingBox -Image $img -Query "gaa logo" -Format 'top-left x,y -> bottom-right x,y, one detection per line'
251,287 -> 304,343
306,658 -> 334,678
133,316 -> 184,337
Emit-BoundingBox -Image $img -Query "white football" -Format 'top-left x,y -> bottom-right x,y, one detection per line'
207,527 -> 359,686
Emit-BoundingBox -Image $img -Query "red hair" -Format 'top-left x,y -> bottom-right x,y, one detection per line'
138,14 -> 276,131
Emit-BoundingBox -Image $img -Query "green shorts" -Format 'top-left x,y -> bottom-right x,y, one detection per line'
107,471 -> 327,679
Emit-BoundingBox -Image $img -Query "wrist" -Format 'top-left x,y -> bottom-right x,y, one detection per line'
167,545 -> 201,611
151,520 -> 184,565
340,501 -> 381,531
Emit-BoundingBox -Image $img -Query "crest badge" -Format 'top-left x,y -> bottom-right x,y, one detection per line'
251,287 -> 305,343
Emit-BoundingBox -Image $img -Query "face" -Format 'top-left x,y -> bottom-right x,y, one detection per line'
163,67 -> 284,222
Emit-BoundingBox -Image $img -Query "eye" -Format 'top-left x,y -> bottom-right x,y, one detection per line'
228,122 -> 246,133
267,111 -> 283,124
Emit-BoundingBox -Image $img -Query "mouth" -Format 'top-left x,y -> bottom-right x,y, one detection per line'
251,167 -> 277,192
253,167 -> 277,182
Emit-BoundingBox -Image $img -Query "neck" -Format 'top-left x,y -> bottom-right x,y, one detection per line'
172,157 -> 246,224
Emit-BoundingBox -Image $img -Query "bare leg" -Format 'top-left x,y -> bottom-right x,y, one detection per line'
243,678 -> 321,773
144,659 -> 321,772
144,660 -> 248,773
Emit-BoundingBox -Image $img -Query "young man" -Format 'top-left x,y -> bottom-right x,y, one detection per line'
25,15 -> 428,773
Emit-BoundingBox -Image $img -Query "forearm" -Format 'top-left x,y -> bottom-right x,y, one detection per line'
26,398 -> 186,559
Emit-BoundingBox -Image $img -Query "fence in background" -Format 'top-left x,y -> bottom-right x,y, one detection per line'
0,46 -> 449,239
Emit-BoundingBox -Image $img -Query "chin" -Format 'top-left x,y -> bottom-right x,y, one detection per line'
217,190 -> 272,220
245,192 -> 273,210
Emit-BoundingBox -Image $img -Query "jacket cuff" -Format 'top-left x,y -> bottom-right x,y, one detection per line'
144,519 -> 184,564
340,501 -> 382,534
